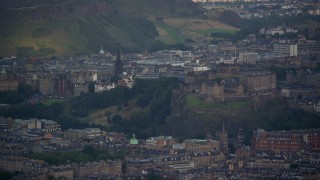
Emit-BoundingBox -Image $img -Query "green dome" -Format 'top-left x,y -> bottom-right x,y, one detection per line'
129,133 -> 138,145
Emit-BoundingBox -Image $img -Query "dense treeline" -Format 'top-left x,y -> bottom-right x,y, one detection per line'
0,84 -> 33,105
70,86 -> 133,117
1,77 -> 320,141
27,145 -> 124,165
111,78 -> 180,138
0,77 -> 181,136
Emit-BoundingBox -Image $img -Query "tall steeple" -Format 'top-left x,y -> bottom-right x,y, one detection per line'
114,42 -> 123,77
220,123 -> 228,155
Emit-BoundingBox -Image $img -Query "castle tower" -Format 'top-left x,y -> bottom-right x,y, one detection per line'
114,43 -> 123,77
220,123 -> 228,154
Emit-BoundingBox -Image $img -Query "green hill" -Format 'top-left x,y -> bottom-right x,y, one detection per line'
0,0 -> 238,57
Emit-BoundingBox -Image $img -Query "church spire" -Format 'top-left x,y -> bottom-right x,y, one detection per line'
114,42 -> 123,77
223,122 -> 225,133
117,42 -> 120,61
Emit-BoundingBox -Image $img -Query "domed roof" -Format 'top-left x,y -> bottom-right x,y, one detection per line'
99,46 -> 105,55
1,66 -> 6,74
129,133 -> 138,145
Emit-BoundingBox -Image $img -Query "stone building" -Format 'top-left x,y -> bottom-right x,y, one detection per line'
223,78 -> 245,96
200,81 -> 225,102
238,52 -> 258,64
39,77 -> 54,96
242,72 -> 276,94
251,129 -> 320,153
0,156 -> 48,174
0,66 -> 18,91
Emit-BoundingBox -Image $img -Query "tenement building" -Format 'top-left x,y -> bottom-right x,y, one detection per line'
242,72 -> 276,94
251,129 -> 320,153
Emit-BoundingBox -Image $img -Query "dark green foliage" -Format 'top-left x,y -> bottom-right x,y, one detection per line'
217,10 -> 243,28
70,86 -> 132,117
32,28 -> 53,38
146,172 -> 163,180
0,101 -> 93,130
150,41 -> 190,52
27,151 -> 92,165
88,81 -> 95,94
213,14 -> 320,42
136,95 -> 152,108
269,65 -> 286,82
184,38 -> 194,43
239,99 -> 320,144
28,145 -> 122,165
0,171 -> 15,180
111,78 -> 180,137
155,16 -> 164,22
16,46 -> 56,57
0,90 -> 24,104
78,14 -> 160,53
18,84 -> 33,98
82,145 -> 97,157
110,75 -> 122,83
112,114 -> 123,125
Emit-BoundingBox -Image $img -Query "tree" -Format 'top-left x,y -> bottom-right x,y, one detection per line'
110,76 -> 121,83
82,145 -> 96,157
18,83 -> 33,98
88,81 -> 95,94
136,95 -> 152,108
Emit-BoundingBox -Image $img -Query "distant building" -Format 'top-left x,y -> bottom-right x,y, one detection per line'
184,139 -> 220,153
49,166 -> 74,180
99,46 -> 105,55
0,156 -> 48,174
129,133 -> 139,145
238,52 -> 258,64
223,78 -> 244,96
41,119 -> 61,133
0,116 -> 14,130
0,66 -> 18,91
273,43 -> 298,57
308,8 -> 320,15
251,129 -> 320,153
219,124 -> 228,154
27,119 -> 61,133
73,83 -> 88,96
64,128 -> 105,141
200,81 -> 225,102
252,129 -> 303,153
242,72 -> 276,94
39,78 -> 54,96
266,28 -> 284,36
145,136 -> 176,148
200,81 -> 224,96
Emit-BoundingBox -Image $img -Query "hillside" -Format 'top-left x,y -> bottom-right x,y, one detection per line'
0,0 -> 238,57
1,78 -> 320,142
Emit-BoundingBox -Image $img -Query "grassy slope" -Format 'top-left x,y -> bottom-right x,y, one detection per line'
155,17 -> 238,44
78,98 -> 148,127
0,0 -> 239,57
